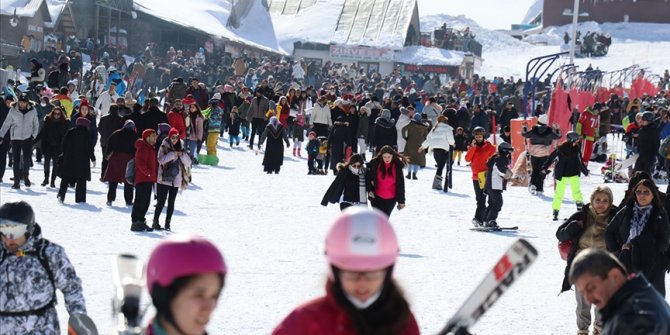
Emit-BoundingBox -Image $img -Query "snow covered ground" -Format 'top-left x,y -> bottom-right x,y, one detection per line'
1,134 -> 668,334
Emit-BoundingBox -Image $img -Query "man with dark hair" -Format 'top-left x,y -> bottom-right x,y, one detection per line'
0,94 -> 39,189
569,248 -> 670,335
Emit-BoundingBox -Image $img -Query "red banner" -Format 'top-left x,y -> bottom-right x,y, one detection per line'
547,83 -> 571,142
630,77 -> 659,100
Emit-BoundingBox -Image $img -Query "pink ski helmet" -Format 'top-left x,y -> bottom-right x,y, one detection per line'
147,235 -> 227,294
325,207 -> 399,272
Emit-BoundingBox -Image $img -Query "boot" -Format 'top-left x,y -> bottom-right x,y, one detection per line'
297,148 -> 302,157
472,218 -> 483,227
164,220 -> 171,231
432,175 -> 443,190
41,178 -> 48,186
412,172 -> 417,180
11,180 -> 20,189
553,210 -> 559,221
485,220 -> 499,228
292,148 -> 297,157
23,174 -> 31,187
576,202 -> 584,211
406,173 -> 411,179
151,220 -> 163,231
130,220 -> 154,232
50,175 -> 56,188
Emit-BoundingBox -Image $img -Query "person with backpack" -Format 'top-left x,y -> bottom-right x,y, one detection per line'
273,207 -> 419,335
0,200 -> 88,333
556,186 -> 618,335
152,128 -> 191,231
145,235 -> 226,335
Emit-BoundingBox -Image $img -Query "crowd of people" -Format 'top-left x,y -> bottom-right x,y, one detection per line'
1,40 -> 670,334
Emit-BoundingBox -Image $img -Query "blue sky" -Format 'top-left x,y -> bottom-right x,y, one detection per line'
417,0 -> 538,30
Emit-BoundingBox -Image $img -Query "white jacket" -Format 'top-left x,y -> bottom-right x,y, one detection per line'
0,103 -> 39,140
95,91 -> 119,118
420,123 -> 455,152
395,114 -> 411,152
310,103 -> 332,127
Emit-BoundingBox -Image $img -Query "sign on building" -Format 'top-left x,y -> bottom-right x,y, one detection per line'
329,45 -> 395,62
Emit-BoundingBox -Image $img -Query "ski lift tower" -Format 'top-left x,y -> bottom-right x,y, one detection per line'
562,0 -> 589,64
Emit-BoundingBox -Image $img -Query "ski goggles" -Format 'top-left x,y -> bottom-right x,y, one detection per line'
0,219 -> 29,239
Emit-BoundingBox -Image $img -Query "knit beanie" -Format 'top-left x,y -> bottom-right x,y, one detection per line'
168,128 -> 179,138
123,119 -> 136,131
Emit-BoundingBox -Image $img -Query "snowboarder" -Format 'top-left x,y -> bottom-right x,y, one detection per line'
482,142 -> 515,228
465,126 -> 496,227
543,131 -> 589,221
145,235 -> 226,335
521,114 -> 562,195
272,207 -> 420,335
0,200 -> 88,333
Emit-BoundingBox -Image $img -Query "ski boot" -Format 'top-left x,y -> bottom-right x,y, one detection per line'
485,220 -> 499,229
529,184 -> 537,195
472,218 -> 484,227
552,210 -> 559,221
576,202 -> 584,211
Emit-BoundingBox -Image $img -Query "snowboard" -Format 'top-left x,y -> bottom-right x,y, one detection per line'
68,313 -> 98,335
470,226 -> 518,232
437,239 -> 538,335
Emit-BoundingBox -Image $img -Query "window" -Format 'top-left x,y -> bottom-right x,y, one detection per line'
358,62 -> 379,75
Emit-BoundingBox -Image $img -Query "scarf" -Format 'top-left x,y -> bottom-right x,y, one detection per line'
349,165 -> 368,205
627,202 -> 653,243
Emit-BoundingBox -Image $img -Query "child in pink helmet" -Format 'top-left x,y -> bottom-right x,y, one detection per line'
272,207 -> 419,335
145,235 -> 227,335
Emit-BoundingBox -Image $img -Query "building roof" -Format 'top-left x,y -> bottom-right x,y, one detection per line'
133,0 -> 284,55
0,0 -> 51,21
44,0 -> 67,29
270,0 -> 417,53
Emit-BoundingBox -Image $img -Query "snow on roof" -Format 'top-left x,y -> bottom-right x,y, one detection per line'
133,0 -> 284,55
524,21 -> 670,46
395,46 -> 464,66
522,0 -> 543,25
44,0 -> 66,29
0,0 -> 50,20
421,14 -> 530,52
272,0 -> 416,54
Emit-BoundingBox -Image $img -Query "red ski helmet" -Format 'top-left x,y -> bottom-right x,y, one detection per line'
325,207 -> 399,272
146,235 -> 226,294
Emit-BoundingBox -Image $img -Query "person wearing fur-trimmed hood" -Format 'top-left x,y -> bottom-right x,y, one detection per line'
322,154 -> 369,211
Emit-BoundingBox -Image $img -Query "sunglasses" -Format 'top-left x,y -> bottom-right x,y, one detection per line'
635,190 -> 652,196
170,135 -> 179,140
0,219 -> 29,239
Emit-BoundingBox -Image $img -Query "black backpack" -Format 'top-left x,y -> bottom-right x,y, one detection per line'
0,238 -> 57,316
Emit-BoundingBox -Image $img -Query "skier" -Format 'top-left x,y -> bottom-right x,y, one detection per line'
576,105 -> 600,164
0,200 -> 88,333
272,207 -> 420,335
321,154 -> 368,211
482,142 -> 515,228
543,131 -> 589,221
521,114 -> 562,195
556,186 -> 618,335
145,235 -> 226,335
465,126 -> 496,227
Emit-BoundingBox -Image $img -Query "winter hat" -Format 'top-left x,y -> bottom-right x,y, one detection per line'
142,129 -> 156,140
76,117 -> 90,128
168,128 -> 179,138
413,113 -> 422,123
79,99 -> 90,110
400,107 -> 409,115
381,109 -> 391,120
157,123 -> 171,136
212,93 -> 221,101
308,131 -> 317,137
224,84 -> 234,93
123,120 -> 136,131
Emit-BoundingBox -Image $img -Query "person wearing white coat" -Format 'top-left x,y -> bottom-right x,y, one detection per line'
419,115 -> 455,191
395,106 -> 414,153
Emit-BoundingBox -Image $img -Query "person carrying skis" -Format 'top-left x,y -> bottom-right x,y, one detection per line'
543,131 -> 590,221
522,114 -> 562,195
145,235 -> 226,335
576,105 -> 600,164
482,142 -> 515,228
0,200 -> 88,334
465,126 -> 496,227
273,207 -> 420,335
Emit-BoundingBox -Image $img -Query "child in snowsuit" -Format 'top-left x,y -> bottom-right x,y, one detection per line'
305,131 -> 320,174
483,142 -> 514,228
317,137 -> 329,174
543,131 -> 590,220
453,127 -> 468,165
226,109 -> 241,147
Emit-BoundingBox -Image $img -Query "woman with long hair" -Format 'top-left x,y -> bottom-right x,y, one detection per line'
606,178 -> 670,296
186,103 -> 204,164
38,106 -> 68,187
153,128 -> 192,231
366,145 -> 407,217
556,186 -> 618,335
322,154 -> 368,211
273,208 -> 419,335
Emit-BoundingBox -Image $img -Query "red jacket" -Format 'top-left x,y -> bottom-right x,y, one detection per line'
134,139 -> 157,185
577,109 -> 599,139
465,141 -> 496,180
273,285 -> 419,335
167,111 -> 187,139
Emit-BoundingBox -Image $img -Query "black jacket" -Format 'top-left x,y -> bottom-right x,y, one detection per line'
371,117 -> 397,151
600,274 -> 670,335
321,165 -> 368,206
606,204 -> 670,288
98,111 -> 124,148
556,204 -> 619,292
38,116 -> 68,156
141,106 -> 168,134
636,123 -> 660,160
59,126 -> 95,181
522,124 -> 561,146
106,128 -> 138,156
366,159 -> 406,204
543,141 -> 588,180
